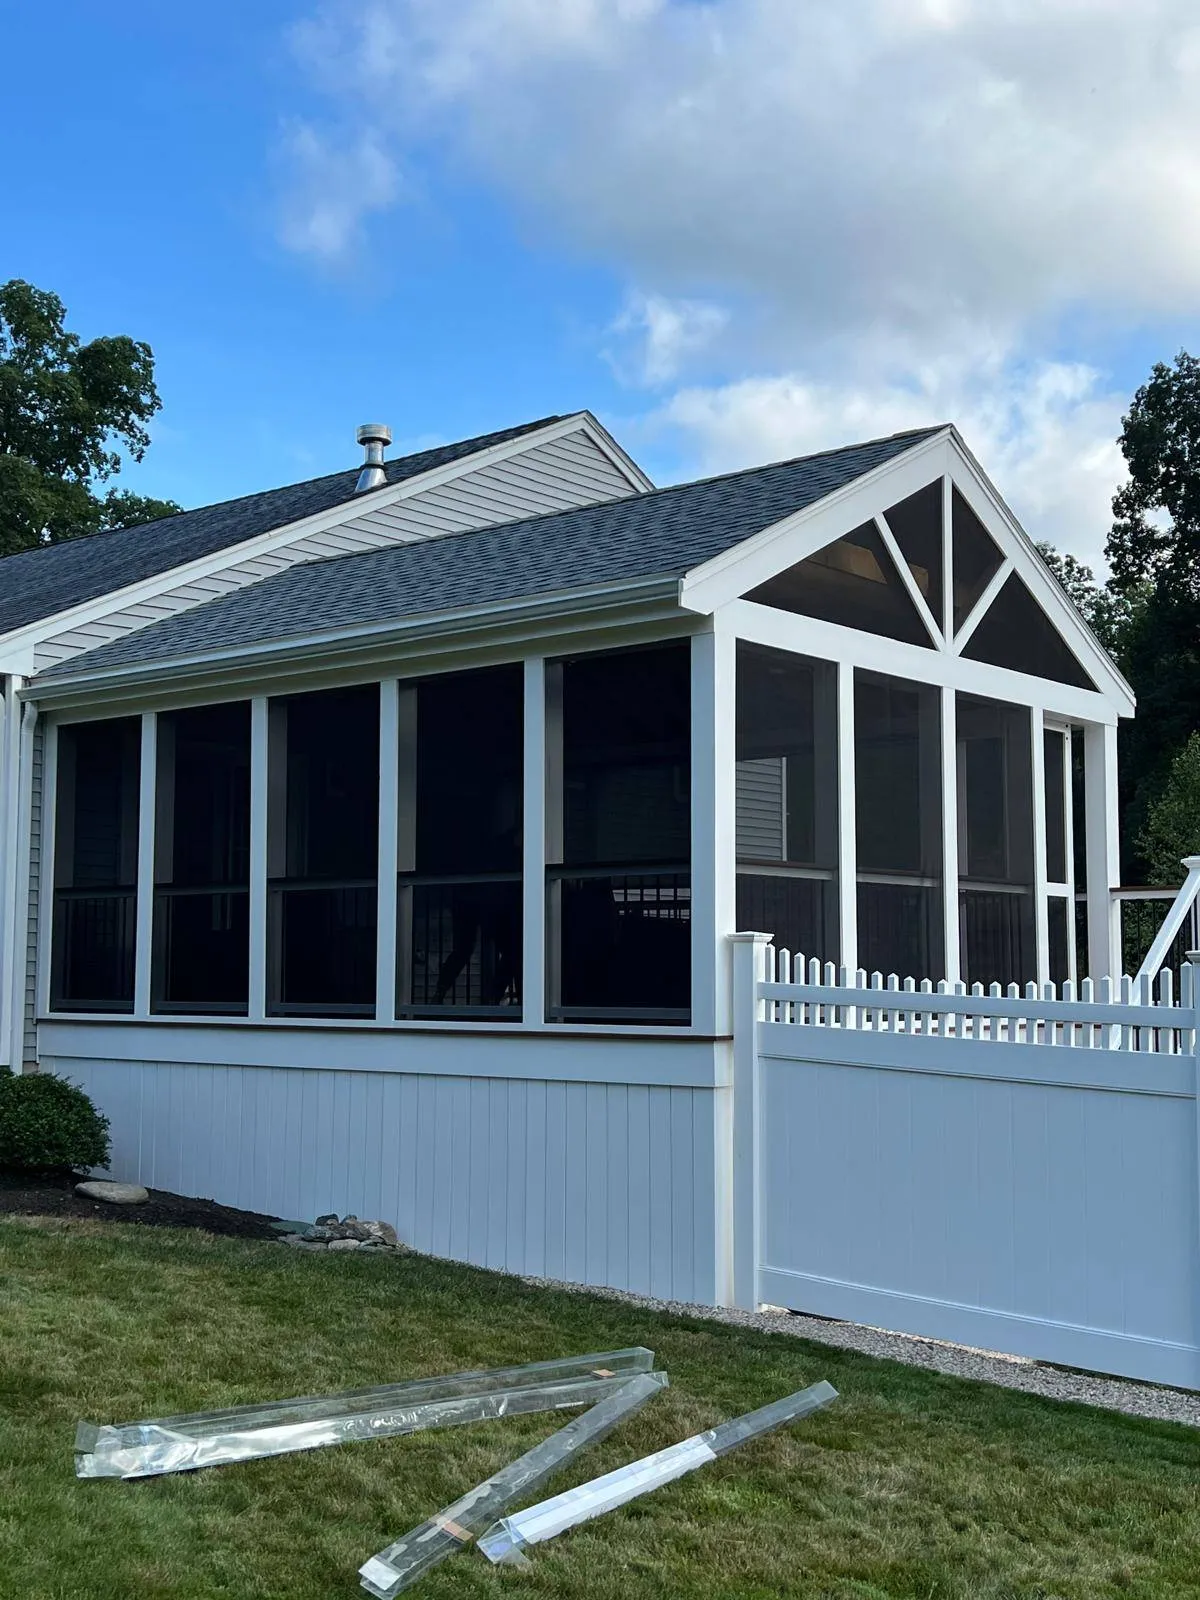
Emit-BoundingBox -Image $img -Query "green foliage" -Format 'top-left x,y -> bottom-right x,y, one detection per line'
0,279 -> 181,555
1034,541 -> 1146,664
1138,732 -> 1200,885
1109,351 -> 1200,600
0,1071 -> 111,1173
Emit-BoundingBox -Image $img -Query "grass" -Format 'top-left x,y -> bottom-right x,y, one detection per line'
0,1218 -> 1197,1600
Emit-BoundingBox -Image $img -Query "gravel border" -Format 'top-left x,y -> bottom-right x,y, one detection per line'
519,1275 -> 1200,1429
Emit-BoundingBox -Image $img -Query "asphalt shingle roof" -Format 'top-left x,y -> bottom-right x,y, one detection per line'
38,426 -> 943,683
0,416 -> 560,637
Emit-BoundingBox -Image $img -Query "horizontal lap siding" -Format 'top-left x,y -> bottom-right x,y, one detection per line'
49,1056 -> 718,1303
31,433 -> 635,670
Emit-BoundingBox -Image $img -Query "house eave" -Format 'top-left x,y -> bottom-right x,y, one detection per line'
24,575 -> 687,712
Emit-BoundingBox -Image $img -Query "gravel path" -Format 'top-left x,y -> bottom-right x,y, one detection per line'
520,1275 -> 1200,1429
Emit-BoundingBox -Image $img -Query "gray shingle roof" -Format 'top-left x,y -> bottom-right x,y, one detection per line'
0,416 -> 561,637
38,426 -> 943,683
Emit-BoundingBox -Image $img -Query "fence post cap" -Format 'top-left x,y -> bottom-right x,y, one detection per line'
1186,949 -> 1200,964
1182,856 -> 1200,870
728,931 -> 774,944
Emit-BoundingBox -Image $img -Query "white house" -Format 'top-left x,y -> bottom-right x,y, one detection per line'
0,413 -> 1135,1306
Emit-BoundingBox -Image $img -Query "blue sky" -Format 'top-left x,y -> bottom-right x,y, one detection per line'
6,1 -> 1200,566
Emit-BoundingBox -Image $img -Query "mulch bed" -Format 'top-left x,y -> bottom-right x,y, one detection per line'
0,1170 -> 283,1240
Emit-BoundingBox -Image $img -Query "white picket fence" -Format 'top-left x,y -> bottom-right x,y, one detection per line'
731,935 -> 1200,1388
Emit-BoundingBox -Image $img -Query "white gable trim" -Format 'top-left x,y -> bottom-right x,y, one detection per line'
0,413 -> 648,667
679,427 -> 1134,717
679,431 -> 954,613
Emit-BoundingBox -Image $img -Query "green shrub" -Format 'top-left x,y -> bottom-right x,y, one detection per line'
0,1071 -> 111,1173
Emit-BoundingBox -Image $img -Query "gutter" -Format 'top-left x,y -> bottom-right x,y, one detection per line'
25,575 -> 686,710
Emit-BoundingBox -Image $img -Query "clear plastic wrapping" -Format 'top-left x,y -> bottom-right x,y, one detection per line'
358,1372 -> 668,1598
75,1348 -> 655,1480
477,1378 -> 838,1565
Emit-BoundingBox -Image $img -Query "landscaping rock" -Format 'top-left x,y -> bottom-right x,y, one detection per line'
361,1219 -> 399,1247
315,1213 -> 339,1226
74,1180 -> 149,1205
327,1237 -> 363,1252
269,1218 -> 311,1236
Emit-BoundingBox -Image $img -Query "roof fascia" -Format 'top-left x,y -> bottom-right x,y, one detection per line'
574,410 -> 656,491
678,430 -> 954,614
0,413 -> 617,656
25,576 -> 683,713
943,429 -> 1135,714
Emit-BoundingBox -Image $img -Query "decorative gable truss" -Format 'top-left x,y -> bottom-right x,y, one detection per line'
680,427 -> 1133,725
0,413 -> 649,678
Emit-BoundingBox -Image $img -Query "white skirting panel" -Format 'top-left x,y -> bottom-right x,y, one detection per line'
50,1056 -> 722,1305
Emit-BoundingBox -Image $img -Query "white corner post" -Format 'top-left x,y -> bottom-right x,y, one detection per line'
0,677 -> 18,1068
730,930 -> 770,1311
4,691 -> 37,1070
522,657 -> 547,1027
248,696 -> 269,1021
375,679 -> 400,1023
691,626 -> 737,1036
133,712 -> 157,1017
1083,720 -> 1121,980
1030,710 -> 1050,986
835,661 -> 858,974
940,685 -> 960,984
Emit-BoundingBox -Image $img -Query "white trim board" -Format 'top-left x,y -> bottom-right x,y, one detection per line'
679,428 -> 1133,718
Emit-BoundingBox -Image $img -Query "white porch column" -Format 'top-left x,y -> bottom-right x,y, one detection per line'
1083,720 -> 1122,980
247,696 -> 269,1021
375,680 -> 400,1022
0,678 -> 16,1067
522,657 -> 547,1027
940,685 -> 961,984
1030,711 -> 1050,986
691,627 -> 737,1035
835,661 -> 858,974
132,712 -> 157,1017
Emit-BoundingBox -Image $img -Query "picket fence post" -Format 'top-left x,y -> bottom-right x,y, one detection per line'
1190,950 -> 1200,1308
731,932 -> 772,1312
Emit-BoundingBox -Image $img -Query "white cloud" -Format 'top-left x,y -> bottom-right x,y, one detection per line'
277,120 -> 400,265
605,290 -> 729,384
634,353 -> 1125,563
278,0 -> 1200,559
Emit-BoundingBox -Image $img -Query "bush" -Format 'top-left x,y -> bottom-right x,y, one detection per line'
0,1070 -> 111,1174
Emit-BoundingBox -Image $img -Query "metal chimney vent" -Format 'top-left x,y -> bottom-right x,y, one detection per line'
354,423 -> 392,493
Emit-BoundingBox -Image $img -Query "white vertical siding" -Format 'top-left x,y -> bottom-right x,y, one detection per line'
49,1054 -> 721,1304
32,432 -> 638,670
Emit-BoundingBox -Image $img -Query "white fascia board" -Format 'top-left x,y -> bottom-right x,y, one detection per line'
0,647 -> 37,675
0,414 -> 622,657
24,577 -> 684,714
574,411 -> 656,492
724,598 -> 1119,727
679,431 -> 954,615
944,430 -> 1136,716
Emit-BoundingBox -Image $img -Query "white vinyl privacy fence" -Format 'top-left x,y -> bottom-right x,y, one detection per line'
730,935 -> 1200,1389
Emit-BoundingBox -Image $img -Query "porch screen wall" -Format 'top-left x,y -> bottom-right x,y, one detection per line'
51,718 -> 141,1012
153,702 -> 251,1013
735,642 -> 838,962
398,665 -> 523,1015
267,684 -> 379,1016
548,642 -> 691,1022
957,695 -> 1035,987
855,674 -> 943,979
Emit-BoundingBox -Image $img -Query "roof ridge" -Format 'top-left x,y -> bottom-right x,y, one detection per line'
0,413 -> 566,569
293,421 -> 949,578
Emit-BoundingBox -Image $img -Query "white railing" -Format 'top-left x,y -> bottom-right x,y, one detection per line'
1133,855 -> 1200,983
755,946 -> 1197,1054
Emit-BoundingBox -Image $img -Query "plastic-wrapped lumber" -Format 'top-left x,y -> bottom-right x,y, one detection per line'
477,1378 -> 838,1565
358,1372 -> 668,1598
75,1348 -> 655,1480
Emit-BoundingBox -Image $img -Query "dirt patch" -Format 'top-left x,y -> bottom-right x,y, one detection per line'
0,1170 -> 283,1241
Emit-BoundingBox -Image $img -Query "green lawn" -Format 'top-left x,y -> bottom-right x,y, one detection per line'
0,1217 -> 1197,1600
